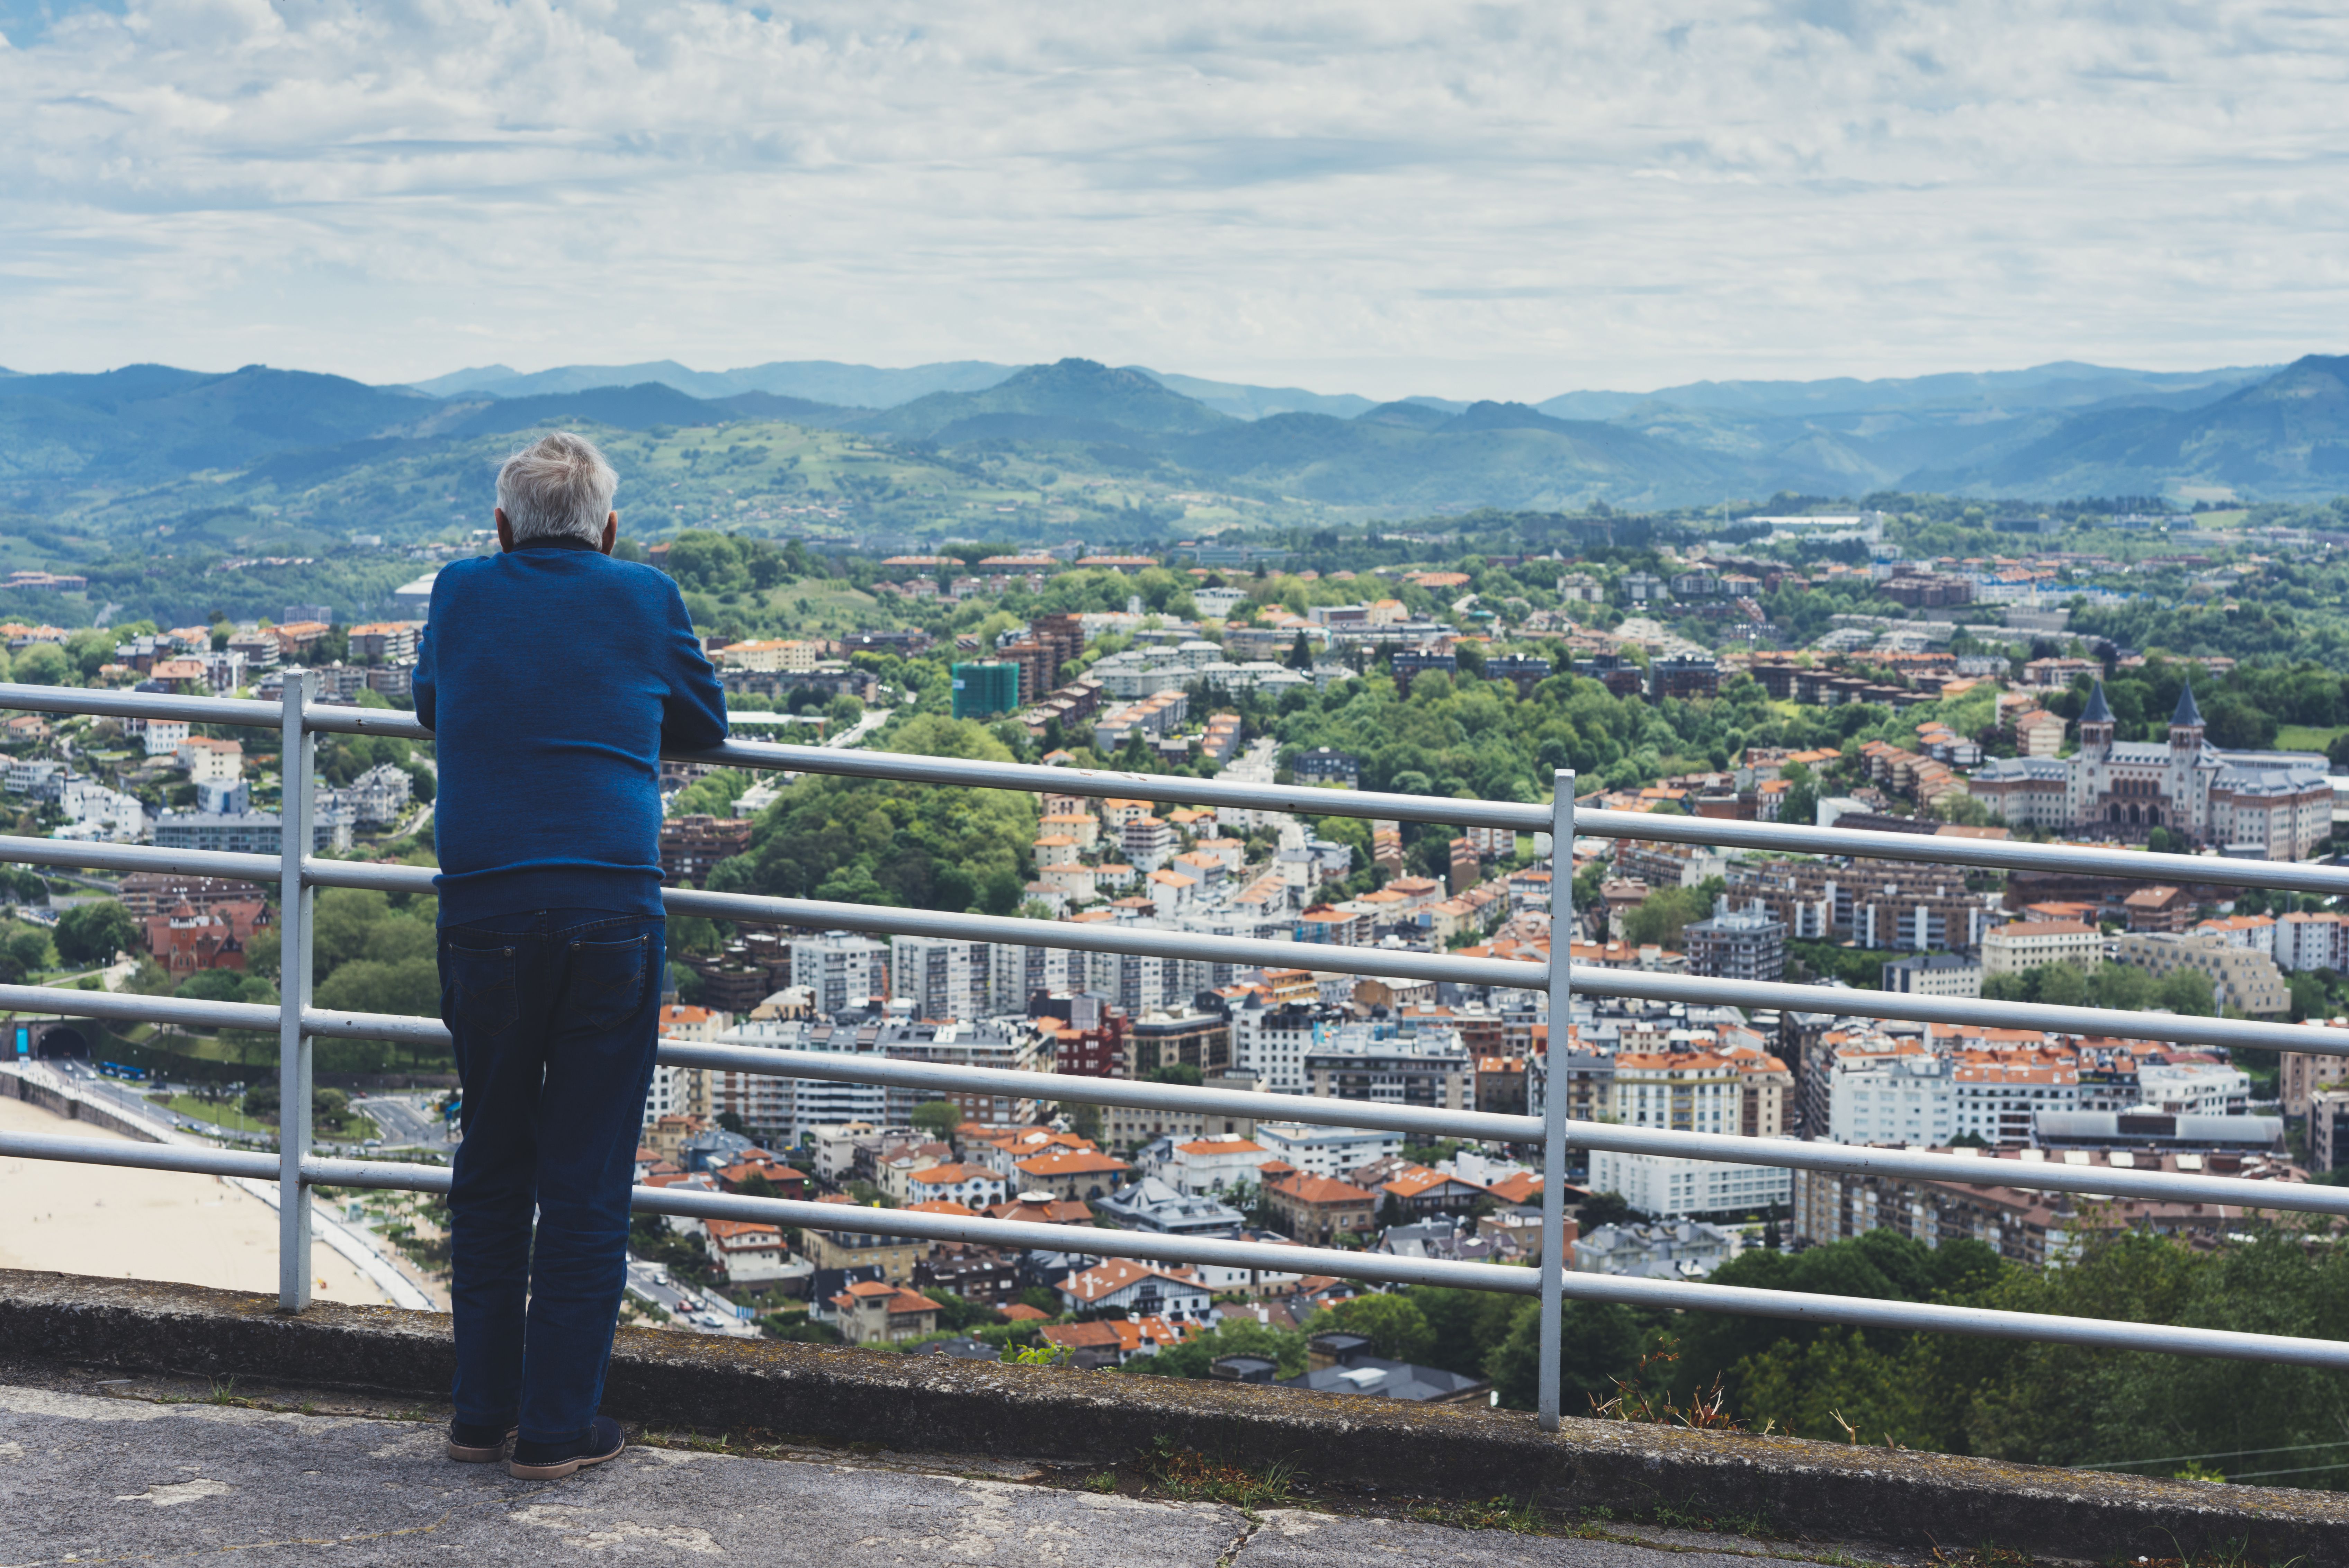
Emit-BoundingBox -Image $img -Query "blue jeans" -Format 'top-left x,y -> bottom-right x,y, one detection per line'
440,907 -> 665,1444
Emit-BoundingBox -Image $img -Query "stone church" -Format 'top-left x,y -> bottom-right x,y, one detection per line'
1969,682 -> 2333,858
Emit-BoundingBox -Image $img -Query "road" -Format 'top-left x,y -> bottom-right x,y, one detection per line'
625,1255 -> 760,1336
825,705 -> 892,749
350,1092 -> 454,1153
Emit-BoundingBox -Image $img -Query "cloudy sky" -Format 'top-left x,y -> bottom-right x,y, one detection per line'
2,0 -> 2344,401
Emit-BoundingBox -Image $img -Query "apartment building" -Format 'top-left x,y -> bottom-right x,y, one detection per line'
1953,1059 -> 2079,1145
1726,857 -> 2000,953
2113,931 -> 2292,1016
1827,1049 -> 1956,1146
790,932 -> 889,1015
1608,1049 -> 1791,1139
1981,920 -> 2104,975
1684,905 -> 1787,982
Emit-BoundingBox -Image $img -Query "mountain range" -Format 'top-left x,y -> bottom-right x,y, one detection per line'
3,352 -> 2344,521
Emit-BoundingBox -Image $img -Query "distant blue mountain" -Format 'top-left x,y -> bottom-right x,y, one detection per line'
8,352 -> 2342,515
403,358 -> 1007,407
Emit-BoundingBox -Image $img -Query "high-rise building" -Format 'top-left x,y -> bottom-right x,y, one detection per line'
790,932 -> 889,1015
891,934 -> 994,1022
1685,904 -> 1787,983
951,661 -> 1022,721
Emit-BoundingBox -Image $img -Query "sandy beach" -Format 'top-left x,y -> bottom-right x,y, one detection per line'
0,1095 -> 394,1305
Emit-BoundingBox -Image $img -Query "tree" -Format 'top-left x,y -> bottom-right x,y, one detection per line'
1485,1298 -> 1648,1412
0,923 -> 58,982
1619,884 -> 1715,948
12,643 -> 69,686
1131,1318 -> 1307,1380
2085,962 -> 2152,1011
911,1100 -> 961,1138
1306,1293 -> 1435,1363
2035,963 -> 2089,1008
1286,630 -> 1312,670
1579,1191 -> 1633,1228
53,901 -> 140,967
2156,968 -> 2215,1016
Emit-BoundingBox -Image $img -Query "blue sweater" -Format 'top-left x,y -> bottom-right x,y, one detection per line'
414,537 -> 727,925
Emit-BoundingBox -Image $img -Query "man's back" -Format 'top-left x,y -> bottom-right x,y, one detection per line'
415,536 -> 726,925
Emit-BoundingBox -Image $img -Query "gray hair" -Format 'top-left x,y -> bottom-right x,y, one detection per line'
497,431 -> 618,543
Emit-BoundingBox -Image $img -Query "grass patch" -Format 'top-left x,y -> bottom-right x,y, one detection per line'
1405,1496 -> 1544,1533
2274,725 -> 2346,755
149,1092 -> 273,1135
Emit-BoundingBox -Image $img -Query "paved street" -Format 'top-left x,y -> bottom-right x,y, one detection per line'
350,1092 -> 453,1152
623,1258 -> 758,1336
0,1381 -> 1802,1568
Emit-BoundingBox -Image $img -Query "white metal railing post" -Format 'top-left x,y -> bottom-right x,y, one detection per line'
277,671 -> 315,1311
1538,774 -> 1574,1431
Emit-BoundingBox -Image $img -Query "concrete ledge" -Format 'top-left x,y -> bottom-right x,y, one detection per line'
4,1267 -> 2343,1564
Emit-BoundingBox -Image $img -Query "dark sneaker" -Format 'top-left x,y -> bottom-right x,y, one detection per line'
507,1415 -> 626,1480
446,1419 -> 517,1463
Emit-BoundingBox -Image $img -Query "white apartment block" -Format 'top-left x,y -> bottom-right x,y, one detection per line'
1827,1052 -> 1955,1146
2276,912 -> 2349,973
1589,1147 -> 1793,1221
710,1016 -> 888,1146
1251,1122 -> 1402,1179
177,737 -> 244,783
2135,1062 -> 2251,1117
1953,1061 -> 2079,1145
1230,1002 -> 1323,1094
1980,920 -> 2103,975
143,719 -> 190,758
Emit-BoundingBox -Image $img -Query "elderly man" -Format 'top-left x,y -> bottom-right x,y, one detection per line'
415,431 -> 726,1479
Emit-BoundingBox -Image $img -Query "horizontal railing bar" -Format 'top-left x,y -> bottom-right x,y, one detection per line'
640,1185 -> 1538,1295
1542,1267 -> 2349,1371
0,1128 -> 278,1181
1561,1120 -> 2349,1216
299,861 -> 1541,990
658,1041 -> 1543,1144
0,834 -> 279,885
28,839 -> 2338,1057
14,975 -> 2349,1215
1577,806 -> 2349,897
658,1049 -> 2349,1220
253,854 -> 1532,991
662,887 -> 1543,990
1572,965 -> 2349,1058
684,736 -> 1550,833
0,684 -> 283,731
12,1131 -> 2330,1369
0,982 -> 276,1036
12,681 -> 2346,894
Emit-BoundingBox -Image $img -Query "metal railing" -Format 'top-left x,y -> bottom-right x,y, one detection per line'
5,678 -> 2349,1433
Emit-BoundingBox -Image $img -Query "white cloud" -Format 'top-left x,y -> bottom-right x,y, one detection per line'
1,0 -> 2344,399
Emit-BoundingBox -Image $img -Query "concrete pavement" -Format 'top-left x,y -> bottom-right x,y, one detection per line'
0,1382 -> 1824,1568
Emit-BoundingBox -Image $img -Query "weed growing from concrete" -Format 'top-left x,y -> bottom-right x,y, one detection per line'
1405,1496 -> 1543,1533
1140,1436 -> 1304,1509
1587,1340 -> 1740,1432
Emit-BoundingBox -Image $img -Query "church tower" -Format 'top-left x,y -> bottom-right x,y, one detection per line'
2078,679 -> 2116,759
2169,680 -> 2208,844
2169,681 -> 2206,755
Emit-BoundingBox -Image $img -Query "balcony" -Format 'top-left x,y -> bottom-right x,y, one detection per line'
5,676 -> 2349,1561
